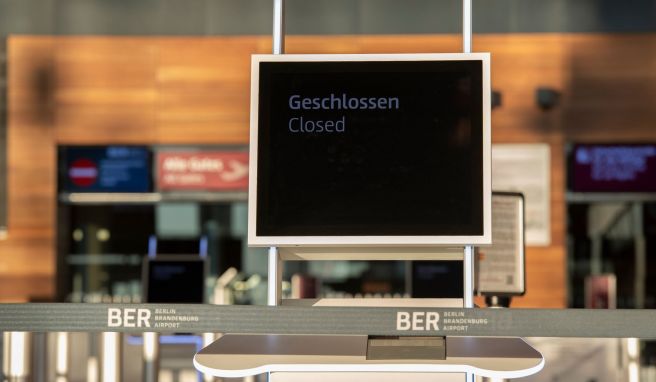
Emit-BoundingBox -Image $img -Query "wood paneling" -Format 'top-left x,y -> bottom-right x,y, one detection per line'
6,34 -> 656,306
156,38 -> 259,144
2,37 -> 56,302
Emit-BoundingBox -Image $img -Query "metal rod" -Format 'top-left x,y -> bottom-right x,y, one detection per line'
55,332 -> 69,378
142,332 -> 159,382
33,333 -> 48,382
100,332 -> 122,382
87,333 -> 99,382
269,0 -> 284,314
273,0 -> 285,54
3,332 -> 31,381
462,18 -> 474,382
267,247 -> 282,306
3,332 -> 9,379
633,203 -> 646,309
464,245 -> 475,308
462,0 -> 472,53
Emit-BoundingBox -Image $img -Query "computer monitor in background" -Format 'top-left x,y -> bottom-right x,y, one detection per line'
568,143 -> 656,193
248,54 -> 491,249
148,236 -> 241,276
411,261 -> 464,298
143,255 -> 206,303
216,236 -> 242,275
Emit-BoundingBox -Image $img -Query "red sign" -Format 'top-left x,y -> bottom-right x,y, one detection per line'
584,274 -> 617,309
69,158 -> 98,187
157,152 -> 249,191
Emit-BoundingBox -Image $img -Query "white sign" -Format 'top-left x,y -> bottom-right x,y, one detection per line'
492,144 -> 551,246
477,193 -> 525,295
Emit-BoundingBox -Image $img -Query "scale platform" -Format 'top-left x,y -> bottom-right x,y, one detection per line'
194,334 -> 544,379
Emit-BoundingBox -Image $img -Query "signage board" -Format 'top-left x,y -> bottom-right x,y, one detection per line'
492,144 -> 550,246
157,151 -> 249,191
143,255 -> 206,304
476,192 -> 525,296
569,144 -> 656,193
249,53 -> 492,247
60,146 -> 151,193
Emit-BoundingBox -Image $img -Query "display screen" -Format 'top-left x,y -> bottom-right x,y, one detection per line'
145,257 -> 205,303
256,60 -> 484,237
411,261 -> 464,298
60,146 -> 152,193
570,144 -> 656,192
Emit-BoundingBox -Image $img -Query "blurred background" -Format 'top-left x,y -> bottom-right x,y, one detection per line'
1,0 -> 656,381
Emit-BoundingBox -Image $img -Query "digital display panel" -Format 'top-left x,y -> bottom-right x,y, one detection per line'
411,261 -> 464,298
144,256 -> 205,303
570,144 -> 656,193
251,55 -> 490,244
60,146 -> 152,193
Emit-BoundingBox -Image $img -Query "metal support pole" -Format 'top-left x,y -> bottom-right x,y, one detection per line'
268,0 -> 285,310
465,272 -> 475,382
625,337 -> 641,382
3,332 -> 8,380
32,332 -> 48,382
55,332 -> 69,381
142,332 -> 159,382
462,0 -> 472,53
462,21 -> 475,382
267,247 -> 282,306
632,203 -> 646,309
273,0 -> 285,54
268,4 -> 285,379
100,332 -> 122,382
3,332 -> 31,381
87,333 -> 100,382
464,245 -> 475,308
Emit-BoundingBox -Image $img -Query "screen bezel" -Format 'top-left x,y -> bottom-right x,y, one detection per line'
248,53 -> 492,247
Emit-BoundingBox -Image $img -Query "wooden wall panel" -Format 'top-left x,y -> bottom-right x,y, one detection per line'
6,34 -> 656,306
564,35 -> 656,142
54,38 -> 159,144
156,38 -> 262,144
2,37 -> 56,301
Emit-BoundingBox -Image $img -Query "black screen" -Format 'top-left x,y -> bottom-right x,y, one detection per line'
145,258 -> 205,303
257,60 -> 484,237
411,261 -> 464,298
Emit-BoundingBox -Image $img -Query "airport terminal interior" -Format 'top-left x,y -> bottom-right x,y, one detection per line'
1,0 -> 656,381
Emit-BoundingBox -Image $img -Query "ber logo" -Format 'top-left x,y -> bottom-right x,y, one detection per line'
396,311 -> 440,331
69,158 -> 98,187
107,308 -> 151,328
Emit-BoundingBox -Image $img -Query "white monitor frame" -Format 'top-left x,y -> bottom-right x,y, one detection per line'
248,53 -> 492,248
